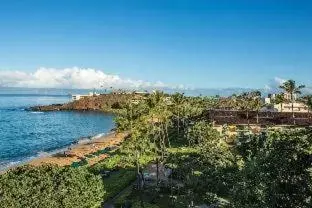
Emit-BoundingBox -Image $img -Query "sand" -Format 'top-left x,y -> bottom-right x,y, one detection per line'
29,132 -> 128,167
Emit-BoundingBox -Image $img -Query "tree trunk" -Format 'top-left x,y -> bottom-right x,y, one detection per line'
156,130 -> 161,186
292,94 -> 295,125
247,110 -> 250,127
138,170 -> 145,208
162,134 -> 166,161
177,110 -> 180,136
211,110 -> 215,126
139,169 -> 145,208
165,122 -> 170,148
136,153 -> 141,190
155,156 -> 160,187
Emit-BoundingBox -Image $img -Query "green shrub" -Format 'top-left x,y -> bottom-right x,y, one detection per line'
0,165 -> 104,208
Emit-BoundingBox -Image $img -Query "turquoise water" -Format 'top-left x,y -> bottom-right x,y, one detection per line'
0,88 -> 114,170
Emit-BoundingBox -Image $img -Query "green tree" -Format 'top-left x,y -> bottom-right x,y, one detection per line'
251,91 -> 262,124
232,130 -> 312,208
274,93 -> 286,112
303,95 -> 312,114
279,79 -> 305,122
237,91 -> 261,126
172,92 -> 185,137
0,165 -> 104,208
307,96 -> 312,114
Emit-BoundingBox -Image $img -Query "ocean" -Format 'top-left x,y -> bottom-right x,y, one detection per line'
0,88 -> 115,171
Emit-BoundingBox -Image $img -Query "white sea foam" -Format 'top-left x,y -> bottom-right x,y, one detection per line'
0,160 -> 24,171
31,111 -> 44,114
91,133 -> 106,139
37,151 -> 50,157
75,133 -> 104,144
36,147 -> 69,157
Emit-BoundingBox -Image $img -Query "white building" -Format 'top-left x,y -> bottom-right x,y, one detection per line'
265,93 -> 309,113
72,92 -> 100,101
274,102 -> 309,113
264,97 -> 271,105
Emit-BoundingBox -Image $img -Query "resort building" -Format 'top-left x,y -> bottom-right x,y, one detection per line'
72,92 -> 100,101
265,93 -> 308,113
274,102 -> 309,113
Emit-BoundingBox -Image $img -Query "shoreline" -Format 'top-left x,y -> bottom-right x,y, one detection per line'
1,131 -> 128,173
29,131 -> 128,167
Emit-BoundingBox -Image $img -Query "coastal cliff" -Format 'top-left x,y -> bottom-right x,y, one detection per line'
30,93 -> 144,113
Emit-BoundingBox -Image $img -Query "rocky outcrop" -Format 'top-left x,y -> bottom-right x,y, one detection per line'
29,93 -> 142,112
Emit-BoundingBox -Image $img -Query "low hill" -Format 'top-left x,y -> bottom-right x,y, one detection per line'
30,93 -> 144,113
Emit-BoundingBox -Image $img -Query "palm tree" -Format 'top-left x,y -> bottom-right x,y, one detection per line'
124,119 -> 152,208
145,91 -> 173,186
274,93 -> 285,112
279,80 -> 305,124
172,93 -> 185,136
254,97 -> 262,124
238,92 -> 252,126
302,95 -> 312,116
307,96 -> 312,114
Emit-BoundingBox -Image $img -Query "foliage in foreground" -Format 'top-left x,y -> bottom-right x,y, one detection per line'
0,165 -> 104,208
232,130 -> 312,208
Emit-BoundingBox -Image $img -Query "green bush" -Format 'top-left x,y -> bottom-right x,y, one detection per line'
91,154 -> 125,172
0,165 -> 104,208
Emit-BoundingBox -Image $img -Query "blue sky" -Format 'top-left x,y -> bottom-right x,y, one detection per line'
0,0 -> 311,89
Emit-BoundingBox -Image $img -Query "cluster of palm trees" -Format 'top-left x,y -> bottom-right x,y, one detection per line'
116,92 -> 218,190
279,79 -> 305,114
272,79 -> 310,124
116,81 -> 310,181
113,84 -> 312,207
215,79 -> 311,125
217,91 -> 262,111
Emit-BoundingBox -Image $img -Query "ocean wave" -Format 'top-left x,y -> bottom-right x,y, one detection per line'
30,111 -> 44,114
72,132 -> 107,145
37,151 -> 50,157
0,132 -> 112,171
36,133 -> 108,157
91,132 -> 106,139
0,160 -> 23,171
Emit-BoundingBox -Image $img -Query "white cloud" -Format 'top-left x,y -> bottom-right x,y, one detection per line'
0,67 -> 180,90
264,77 -> 312,95
264,77 -> 286,93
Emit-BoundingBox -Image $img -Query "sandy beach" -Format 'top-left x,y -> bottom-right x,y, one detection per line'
29,131 -> 128,167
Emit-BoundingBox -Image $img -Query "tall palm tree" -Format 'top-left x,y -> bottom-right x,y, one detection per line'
146,91 -> 173,186
279,80 -> 305,124
172,92 -> 185,136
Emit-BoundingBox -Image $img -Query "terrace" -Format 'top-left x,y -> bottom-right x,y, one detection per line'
203,109 -> 312,126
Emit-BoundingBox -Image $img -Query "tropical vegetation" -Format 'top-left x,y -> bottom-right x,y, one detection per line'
1,87 -> 312,207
